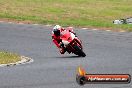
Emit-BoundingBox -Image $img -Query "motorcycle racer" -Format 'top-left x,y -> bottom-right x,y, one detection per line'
52,25 -> 76,54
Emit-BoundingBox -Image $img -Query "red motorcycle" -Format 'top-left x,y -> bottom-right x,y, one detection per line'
60,30 -> 86,57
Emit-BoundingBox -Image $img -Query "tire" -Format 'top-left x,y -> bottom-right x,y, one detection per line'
74,45 -> 86,57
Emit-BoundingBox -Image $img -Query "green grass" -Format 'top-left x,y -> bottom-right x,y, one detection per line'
0,0 -> 132,31
0,51 -> 21,64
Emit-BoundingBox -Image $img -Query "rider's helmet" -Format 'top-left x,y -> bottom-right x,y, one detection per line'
53,25 -> 61,36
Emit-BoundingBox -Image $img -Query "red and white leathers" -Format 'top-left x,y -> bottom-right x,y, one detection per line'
52,27 -> 75,54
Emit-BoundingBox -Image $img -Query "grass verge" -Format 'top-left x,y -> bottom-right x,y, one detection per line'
0,51 -> 21,64
0,0 -> 132,31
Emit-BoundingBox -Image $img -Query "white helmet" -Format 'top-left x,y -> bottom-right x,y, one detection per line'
53,25 -> 61,36
53,25 -> 61,30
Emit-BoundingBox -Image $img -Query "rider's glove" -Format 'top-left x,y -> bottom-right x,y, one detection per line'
59,42 -> 64,48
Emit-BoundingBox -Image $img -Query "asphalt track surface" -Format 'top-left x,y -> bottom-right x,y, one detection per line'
0,22 -> 132,88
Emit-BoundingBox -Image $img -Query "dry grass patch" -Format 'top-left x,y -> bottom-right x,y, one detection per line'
0,0 -> 132,31
0,51 -> 20,64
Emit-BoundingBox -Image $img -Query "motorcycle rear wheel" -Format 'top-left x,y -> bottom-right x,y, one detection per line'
74,45 -> 86,57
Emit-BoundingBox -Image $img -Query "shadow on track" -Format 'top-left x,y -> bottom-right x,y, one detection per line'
54,55 -> 83,58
